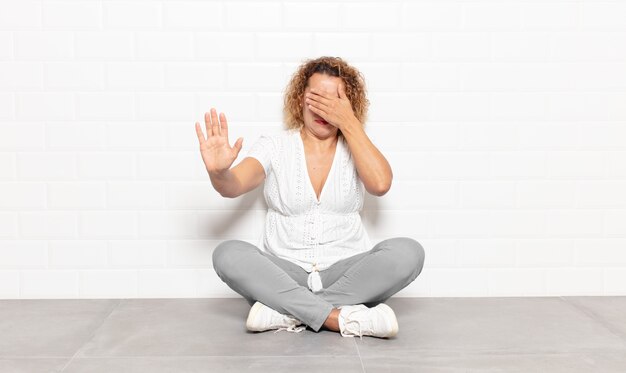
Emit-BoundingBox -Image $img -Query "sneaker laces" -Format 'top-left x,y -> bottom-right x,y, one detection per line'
274,324 -> 306,333
273,314 -> 306,334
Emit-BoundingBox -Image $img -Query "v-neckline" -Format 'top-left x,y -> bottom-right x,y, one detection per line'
297,131 -> 340,204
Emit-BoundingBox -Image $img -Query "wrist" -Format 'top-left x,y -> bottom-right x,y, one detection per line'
208,167 -> 230,179
341,118 -> 363,136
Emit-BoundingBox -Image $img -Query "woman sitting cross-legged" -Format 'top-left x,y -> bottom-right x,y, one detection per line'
194,56 -> 425,339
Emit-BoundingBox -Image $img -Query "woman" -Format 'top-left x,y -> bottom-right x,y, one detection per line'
194,56 -> 425,339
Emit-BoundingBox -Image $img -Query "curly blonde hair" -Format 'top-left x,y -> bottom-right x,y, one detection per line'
283,56 -> 370,132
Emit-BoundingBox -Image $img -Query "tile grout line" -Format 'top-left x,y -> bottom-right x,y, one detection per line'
354,338 -> 366,372
57,299 -> 124,372
1,354 -> 377,359
6,349 -> 626,360
558,296 -> 626,344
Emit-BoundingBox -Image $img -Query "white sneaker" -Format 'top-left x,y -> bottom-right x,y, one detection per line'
246,301 -> 306,334
338,303 -> 399,339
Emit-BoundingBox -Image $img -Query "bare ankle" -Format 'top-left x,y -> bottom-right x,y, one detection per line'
322,308 -> 341,332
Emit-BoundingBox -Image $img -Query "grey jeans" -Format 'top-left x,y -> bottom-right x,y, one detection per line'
212,237 -> 426,332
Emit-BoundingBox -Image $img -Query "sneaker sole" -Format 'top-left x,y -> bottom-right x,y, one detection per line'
376,303 -> 399,338
246,301 -> 265,331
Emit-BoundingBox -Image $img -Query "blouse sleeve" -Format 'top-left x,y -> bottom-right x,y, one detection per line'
244,134 -> 274,176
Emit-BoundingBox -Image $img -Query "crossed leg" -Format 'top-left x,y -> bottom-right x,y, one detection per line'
212,237 -> 425,332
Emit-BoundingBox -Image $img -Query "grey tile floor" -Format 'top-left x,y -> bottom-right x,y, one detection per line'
1,296 -> 626,372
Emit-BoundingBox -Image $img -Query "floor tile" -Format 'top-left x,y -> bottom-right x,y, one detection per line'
354,297 -> 626,355
0,300 -> 119,357
561,296 -> 626,338
0,358 -> 68,373
361,350 -> 626,372
77,298 -> 358,357
62,356 -> 364,373
3,296 -> 626,372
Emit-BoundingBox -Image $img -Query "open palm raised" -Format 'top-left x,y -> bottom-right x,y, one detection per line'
195,108 -> 243,174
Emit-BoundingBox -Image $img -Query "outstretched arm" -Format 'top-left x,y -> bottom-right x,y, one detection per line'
195,108 -> 266,198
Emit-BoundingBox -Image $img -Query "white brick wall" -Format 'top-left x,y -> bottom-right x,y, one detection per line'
1,0 -> 625,299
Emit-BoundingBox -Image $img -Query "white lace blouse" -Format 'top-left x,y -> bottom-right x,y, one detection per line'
245,128 -> 373,293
